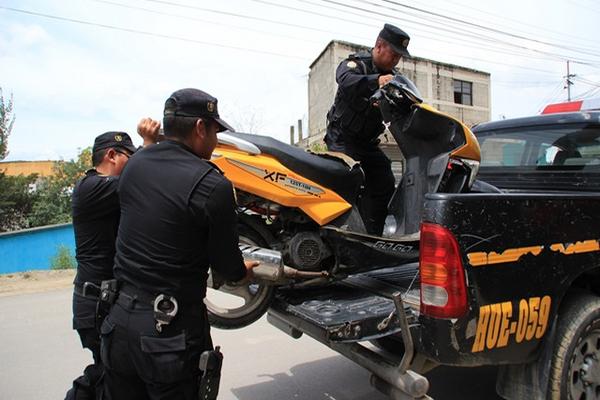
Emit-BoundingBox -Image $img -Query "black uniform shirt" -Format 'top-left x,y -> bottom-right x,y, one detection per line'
113,140 -> 246,303
326,49 -> 397,145
72,170 -> 120,286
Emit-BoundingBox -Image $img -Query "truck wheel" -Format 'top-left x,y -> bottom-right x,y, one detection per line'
205,224 -> 275,329
548,293 -> 600,400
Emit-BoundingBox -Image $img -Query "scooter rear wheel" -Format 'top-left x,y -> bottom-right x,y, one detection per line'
205,224 -> 275,329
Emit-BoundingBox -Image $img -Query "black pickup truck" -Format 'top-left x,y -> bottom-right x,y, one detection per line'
265,111 -> 600,400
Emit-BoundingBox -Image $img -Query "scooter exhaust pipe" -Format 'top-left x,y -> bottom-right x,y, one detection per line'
239,245 -> 327,283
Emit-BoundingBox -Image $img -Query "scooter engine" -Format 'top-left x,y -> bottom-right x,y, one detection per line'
286,232 -> 331,271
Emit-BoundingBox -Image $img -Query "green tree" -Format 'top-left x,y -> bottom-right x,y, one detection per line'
27,147 -> 92,227
0,88 -> 15,161
0,172 -> 39,232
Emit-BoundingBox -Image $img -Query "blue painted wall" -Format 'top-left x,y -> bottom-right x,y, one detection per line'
0,223 -> 75,274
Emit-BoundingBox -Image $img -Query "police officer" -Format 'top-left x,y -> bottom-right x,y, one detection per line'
100,88 -> 256,399
67,125 -> 158,400
324,23 -> 410,236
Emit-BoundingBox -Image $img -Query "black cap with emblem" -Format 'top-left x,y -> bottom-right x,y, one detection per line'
378,23 -> 410,57
163,88 -> 235,133
93,131 -> 137,154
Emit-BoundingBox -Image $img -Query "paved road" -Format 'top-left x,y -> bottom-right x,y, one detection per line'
0,288 -> 502,400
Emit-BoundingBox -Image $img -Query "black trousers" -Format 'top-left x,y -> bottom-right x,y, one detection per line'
73,292 -> 101,360
66,292 -> 103,400
101,292 -> 213,400
325,133 -> 395,236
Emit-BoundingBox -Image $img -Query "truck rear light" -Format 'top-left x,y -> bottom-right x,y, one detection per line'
421,284 -> 448,307
420,223 -> 468,318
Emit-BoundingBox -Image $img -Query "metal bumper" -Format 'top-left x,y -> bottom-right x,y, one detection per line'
267,273 -> 431,399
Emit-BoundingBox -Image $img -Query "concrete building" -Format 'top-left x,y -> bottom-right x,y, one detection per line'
304,40 -> 491,174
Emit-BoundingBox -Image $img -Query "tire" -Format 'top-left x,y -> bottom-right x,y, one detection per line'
205,223 -> 275,329
547,292 -> 600,400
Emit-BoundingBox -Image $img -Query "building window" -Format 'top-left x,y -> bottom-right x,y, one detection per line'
453,79 -> 472,106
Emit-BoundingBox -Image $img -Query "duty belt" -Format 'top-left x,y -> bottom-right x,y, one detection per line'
118,284 -> 158,306
74,283 -> 101,299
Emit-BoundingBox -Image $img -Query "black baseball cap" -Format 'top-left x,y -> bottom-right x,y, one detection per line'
378,23 -> 410,57
163,88 -> 235,133
93,131 -> 137,154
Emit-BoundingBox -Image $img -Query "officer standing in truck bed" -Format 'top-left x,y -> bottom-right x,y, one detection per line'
325,23 -> 411,236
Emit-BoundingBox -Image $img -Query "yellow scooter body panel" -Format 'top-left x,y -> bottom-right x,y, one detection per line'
417,103 -> 481,161
211,146 -> 352,225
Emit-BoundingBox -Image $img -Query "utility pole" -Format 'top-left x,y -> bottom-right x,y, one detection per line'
564,60 -> 576,101
297,119 -> 303,142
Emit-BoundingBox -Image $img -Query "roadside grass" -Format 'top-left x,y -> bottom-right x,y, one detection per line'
50,244 -> 76,270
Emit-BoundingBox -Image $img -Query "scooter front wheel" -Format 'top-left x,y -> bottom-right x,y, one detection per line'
205,225 -> 275,329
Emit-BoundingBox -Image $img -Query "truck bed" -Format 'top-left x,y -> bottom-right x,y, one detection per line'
268,263 -> 420,343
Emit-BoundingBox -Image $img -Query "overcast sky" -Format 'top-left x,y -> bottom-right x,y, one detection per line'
1,0 -> 599,161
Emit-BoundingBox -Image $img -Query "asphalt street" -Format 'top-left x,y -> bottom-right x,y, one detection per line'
0,288 -> 502,400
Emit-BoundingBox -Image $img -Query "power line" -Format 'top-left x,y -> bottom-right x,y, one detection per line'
263,0 -> 558,63
250,0 -> 577,74
91,0 -> 324,45
316,0 -> 548,57
573,85 -> 600,100
114,0 -> 599,77
375,0 -> 600,60
535,81 -> 566,113
410,0 -> 600,52
252,0 -> 378,30
418,48 -> 558,75
0,5 -> 309,60
265,0 -> 583,68
493,80 -> 559,87
256,0 -> 558,64
573,76 -> 600,88
317,0 -> 600,65
567,0 -> 600,15
139,0 -> 366,41
148,0 -> 561,67
161,0 -> 578,75
0,2 -> 573,83
97,0 -> 572,74
136,0 -> 585,75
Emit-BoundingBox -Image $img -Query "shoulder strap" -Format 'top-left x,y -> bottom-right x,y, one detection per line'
348,52 -> 369,75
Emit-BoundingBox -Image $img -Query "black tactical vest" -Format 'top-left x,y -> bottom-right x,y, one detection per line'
327,50 -> 393,144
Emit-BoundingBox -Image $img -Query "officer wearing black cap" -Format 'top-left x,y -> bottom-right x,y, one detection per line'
100,88 -> 256,399
66,126 -> 158,400
325,23 -> 410,236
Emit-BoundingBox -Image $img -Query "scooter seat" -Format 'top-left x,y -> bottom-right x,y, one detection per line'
224,132 -> 364,202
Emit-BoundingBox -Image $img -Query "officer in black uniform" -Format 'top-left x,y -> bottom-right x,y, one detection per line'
100,88 -> 256,399
325,23 -> 411,236
67,127 -> 157,400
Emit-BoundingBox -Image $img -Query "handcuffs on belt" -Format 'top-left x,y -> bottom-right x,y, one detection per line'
153,294 -> 179,333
